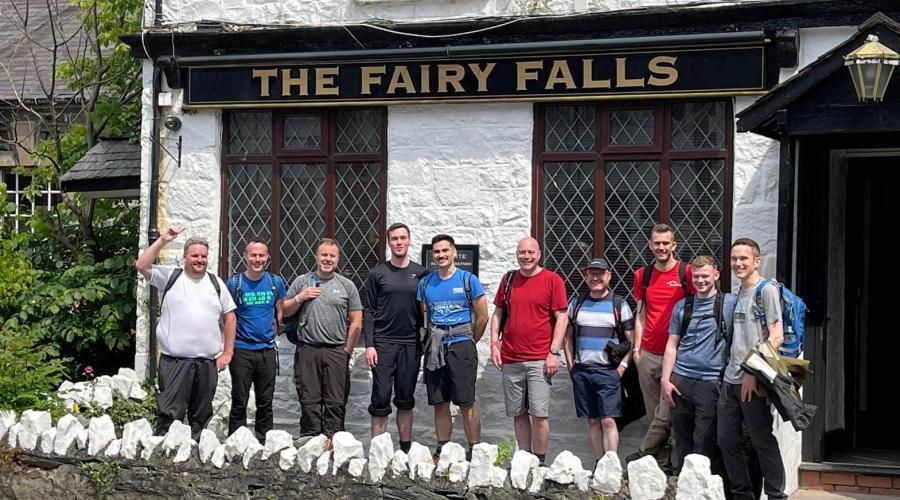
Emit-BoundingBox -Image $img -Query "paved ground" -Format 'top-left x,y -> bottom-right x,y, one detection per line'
791,490 -> 898,499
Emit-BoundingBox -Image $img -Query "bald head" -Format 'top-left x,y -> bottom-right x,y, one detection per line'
516,237 -> 542,275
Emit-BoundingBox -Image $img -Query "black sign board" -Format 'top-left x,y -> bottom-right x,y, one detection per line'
421,244 -> 479,277
186,45 -> 765,107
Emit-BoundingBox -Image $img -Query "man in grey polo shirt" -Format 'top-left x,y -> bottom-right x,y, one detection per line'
283,238 -> 363,437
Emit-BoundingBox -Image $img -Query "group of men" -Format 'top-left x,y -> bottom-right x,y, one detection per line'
135,222 -> 786,499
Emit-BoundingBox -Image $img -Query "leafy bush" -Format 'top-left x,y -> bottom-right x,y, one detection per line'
0,329 -> 67,413
495,438 -> 515,468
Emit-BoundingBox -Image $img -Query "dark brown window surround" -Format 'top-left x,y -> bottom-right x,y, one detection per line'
220,108 -> 388,290
532,100 -> 733,298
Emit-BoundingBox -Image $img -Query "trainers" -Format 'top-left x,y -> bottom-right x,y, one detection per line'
625,451 -> 644,463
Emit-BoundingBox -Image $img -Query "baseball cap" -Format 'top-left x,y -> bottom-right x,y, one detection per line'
584,258 -> 611,270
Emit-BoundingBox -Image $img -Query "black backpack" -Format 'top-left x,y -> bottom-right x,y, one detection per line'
496,270 -> 516,339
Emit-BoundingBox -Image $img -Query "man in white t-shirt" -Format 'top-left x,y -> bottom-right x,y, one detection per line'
135,227 -> 237,440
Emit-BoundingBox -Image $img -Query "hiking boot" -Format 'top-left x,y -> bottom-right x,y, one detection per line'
625,451 -> 645,463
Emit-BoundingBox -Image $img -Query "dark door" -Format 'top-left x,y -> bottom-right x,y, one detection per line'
846,156 -> 900,451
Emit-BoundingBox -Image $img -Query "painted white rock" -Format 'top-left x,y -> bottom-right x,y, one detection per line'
162,420 -> 192,456
296,434 -> 327,473
316,450 -> 332,476
367,432 -> 393,483
140,435 -> 164,460
75,427 -> 89,450
111,374 -> 134,399
120,418 -> 153,459
628,455 -> 668,500
0,410 -> 17,442
39,428 -> 57,454
592,450 -> 623,493
243,441 -> 264,469
104,438 -> 122,458
510,450 -> 539,490
407,442 -> 435,481
279,446 -> 297,471
448,461 -> 469,483
95,375 -> 114,388
87,415 -> 116,456
224,426 -> 259,461
129,384 -> 148,401
117,367 -> 139,381
93,385 -> 114,410
390,450 -> 409,478
468,442 -> 499,487
490,466 -> 508,488
6,423 -> 20,448
574,469 -> 592,492
205,415 -> 227,438
18,410 -> 52,450
331,431 -> 364,474
528,466 -> 550,494
262,429 -> 294,460
546,450 -> 584,485
348,458 -> 367,478
211,443 -> 227,469
676,454 -> 725,500
56,380 -> 76,395
53,415 -> 84,456
198,429 -> 220,464
435,442 -> 466,476
175,440 -> 195,463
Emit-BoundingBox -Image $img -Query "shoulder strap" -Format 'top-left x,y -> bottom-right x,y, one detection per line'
754,279 -> 771,337
160,268 -> 183,307
714,291 -> 726,336
268,272 -> 277,293
206,272 -> 221,296
641,264 -> 653,296
678,261 -> 689,298
679,295 -> 695,338
571,290 -> 592,353
228,274 -> 242,305
612,294 -> 625,341
463,271 -> 474,324
497,270 -> 517,340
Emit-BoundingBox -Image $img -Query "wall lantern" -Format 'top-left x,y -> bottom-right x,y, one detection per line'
844,34 -> 899,102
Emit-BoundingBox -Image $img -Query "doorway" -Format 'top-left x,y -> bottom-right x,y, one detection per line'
840,155 -> 900,459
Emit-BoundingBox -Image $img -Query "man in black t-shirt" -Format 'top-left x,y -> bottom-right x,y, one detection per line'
364,223 -> 428,453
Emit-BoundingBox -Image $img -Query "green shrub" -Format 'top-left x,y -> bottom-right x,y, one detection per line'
495,438 -> 515,468
0,329 -> 67,414
82,383 -> 156,431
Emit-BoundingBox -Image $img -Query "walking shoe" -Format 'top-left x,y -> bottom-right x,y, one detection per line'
625,451 -> 645,463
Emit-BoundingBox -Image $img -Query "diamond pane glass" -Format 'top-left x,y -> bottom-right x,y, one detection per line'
543,162 -> 595,295
610,109 -> 654,145
228,112 -> 272,155
228,164 -> 272,274
604,161 -> 660,301
284,115 -> 322,150
336,109 -> 382,153
335,162 -> 383,302
671,102 -> 726,150
670,160 -> 726,265
545,105 -> 595,152
280,164 -> 327,282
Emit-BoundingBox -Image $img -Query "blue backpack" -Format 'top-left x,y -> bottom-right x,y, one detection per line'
755,279 -> 807,358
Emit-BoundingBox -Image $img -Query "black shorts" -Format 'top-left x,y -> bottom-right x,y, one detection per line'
369,342 -> 421,416
424,338 -> 478,406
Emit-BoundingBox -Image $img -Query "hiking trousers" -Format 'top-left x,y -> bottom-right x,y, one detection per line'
294,343 -> 350,437
156,354 -> 217,441
671,373 -> 719,472
228,347 -> 277,441
636,350 -> 672,469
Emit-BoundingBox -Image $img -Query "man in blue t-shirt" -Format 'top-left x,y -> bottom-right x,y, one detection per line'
661,255 -> 736,472
225,239 -> 287,440
417,234 -> 488,460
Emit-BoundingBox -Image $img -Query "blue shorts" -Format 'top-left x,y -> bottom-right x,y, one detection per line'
570,363 -> 622,419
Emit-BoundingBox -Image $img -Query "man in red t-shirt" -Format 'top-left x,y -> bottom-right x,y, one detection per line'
630,224 -> 695,472
490,237 -> 569,465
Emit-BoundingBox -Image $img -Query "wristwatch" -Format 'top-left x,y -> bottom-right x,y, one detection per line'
550,347 -> 560,356
632,347 -> 640,353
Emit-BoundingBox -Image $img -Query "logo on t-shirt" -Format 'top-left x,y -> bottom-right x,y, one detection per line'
666,280 -> 682,287
452,287 -> 464,294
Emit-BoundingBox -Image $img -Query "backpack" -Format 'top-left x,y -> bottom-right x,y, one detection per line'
496,270 -> 516,339
228,272 -> 281,345
640,261 -> 689,311
283,273 -> 318,345
161,268 -> 221,307
755,279 -> 807,358
571,292 -> 631,365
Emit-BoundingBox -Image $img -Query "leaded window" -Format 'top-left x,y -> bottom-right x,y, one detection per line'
1,169 -> 62,232
223,109 -> 386,295
535,101 -> 732,298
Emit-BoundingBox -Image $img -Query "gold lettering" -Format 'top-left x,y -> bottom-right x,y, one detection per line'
387,66 -> 417,94
581,59 -> 611,89
361,66 -> 386,95
437,64 -> 465,93
615,58 -> 644,88
281,68 -> 309,96
648,56 -> 678,86
420,65 -> 431,94
316,67 -> 340,96
516,61 -> 543,91
545,60 -> 576,90
252,69 -> 277,97
467,63 -> 496,92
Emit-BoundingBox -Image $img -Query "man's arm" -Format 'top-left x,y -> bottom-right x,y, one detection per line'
217,311 -> 236,371
134,227 -> 183,280
661,334 -> 681,407
489,306 -> 504,370
544,308 -> 569,377
633,300 -> 645,362
563,325 -> 575,369
283,282 -> 320,316
472,296 -> 489,342
345,310 -> 363,354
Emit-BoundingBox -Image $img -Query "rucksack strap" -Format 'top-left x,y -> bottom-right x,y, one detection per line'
678,261 -> 689,299
228,273 -> 242,306
160,268 -> 184,307
640,265 -> 653,313
754,279 -> 771,339
640,261 -> 689,313
497,270 -> 516,340
206,272 -> 221,296
463,271 -> 474,325
571,291 -> 594,361
679,295 -> 695,338
612,294 -> 625,342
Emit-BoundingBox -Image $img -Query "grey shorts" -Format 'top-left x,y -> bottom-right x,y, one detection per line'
502,360 -> 552,417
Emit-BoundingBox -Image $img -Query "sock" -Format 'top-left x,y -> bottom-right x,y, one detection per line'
536,453 -> 546,466
466,442 -> 478,461
434,440 -> 449,460
399,440 -> 411,453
